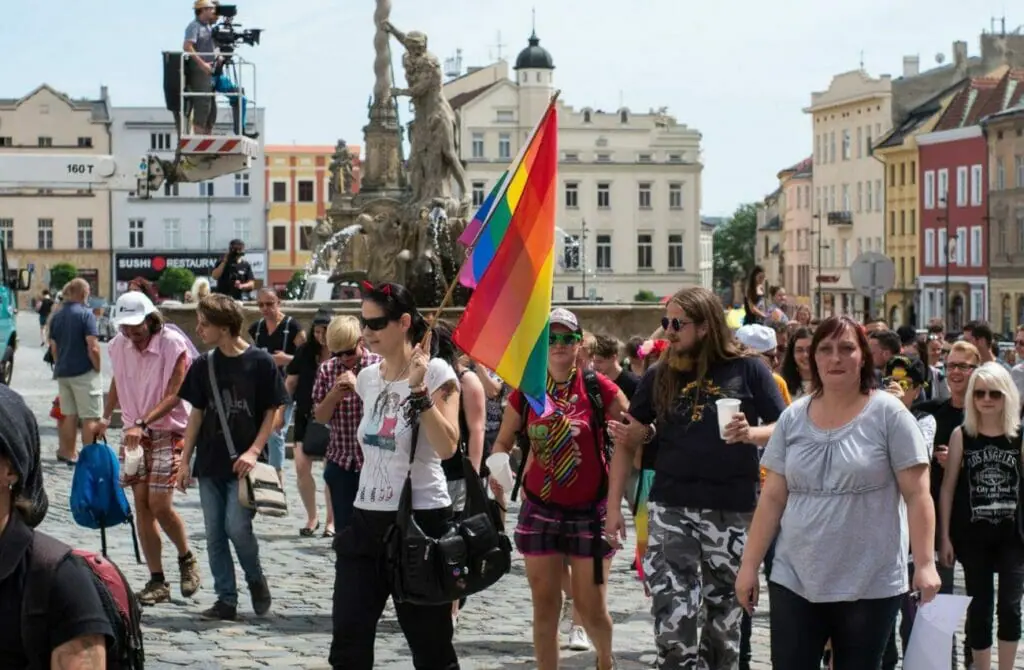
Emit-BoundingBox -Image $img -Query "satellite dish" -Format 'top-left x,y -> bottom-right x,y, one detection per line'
936,53 -> 946,64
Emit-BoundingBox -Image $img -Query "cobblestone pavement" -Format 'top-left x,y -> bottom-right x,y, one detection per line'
14,313 -> 1020,669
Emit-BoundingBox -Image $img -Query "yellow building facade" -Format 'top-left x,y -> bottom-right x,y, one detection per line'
874,84 -> 962,327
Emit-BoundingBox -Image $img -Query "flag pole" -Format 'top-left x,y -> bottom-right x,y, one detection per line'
424,89 -> 561,336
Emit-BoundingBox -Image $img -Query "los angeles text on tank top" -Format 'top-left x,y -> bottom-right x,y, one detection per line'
961,431 -> 1022,525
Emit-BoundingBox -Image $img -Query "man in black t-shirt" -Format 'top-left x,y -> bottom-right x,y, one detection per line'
177,294 -> 287,622
210,239 -> 255,300
589,334 -> 640,400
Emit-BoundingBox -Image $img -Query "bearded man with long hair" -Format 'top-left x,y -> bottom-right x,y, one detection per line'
607,287 -> 786,669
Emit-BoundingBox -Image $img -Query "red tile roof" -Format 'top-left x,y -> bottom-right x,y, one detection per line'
932,68 -> 1024,131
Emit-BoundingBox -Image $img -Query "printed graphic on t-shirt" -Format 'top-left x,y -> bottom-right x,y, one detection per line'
677,377 -> 728,423
359,390 -> 403,504
220,386 -> 253,421
965,444 -> 1020,524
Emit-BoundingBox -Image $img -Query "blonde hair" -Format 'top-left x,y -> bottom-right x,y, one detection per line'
326,315 -> 360,353
191,277 -> 211,301
949,340 -> 981,364
963,362 -> 1021,439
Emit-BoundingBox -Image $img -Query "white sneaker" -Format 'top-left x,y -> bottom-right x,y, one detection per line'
568,626 -> 592,651
558,598 -> 574,635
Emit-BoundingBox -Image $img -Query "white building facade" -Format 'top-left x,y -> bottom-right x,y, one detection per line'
699,220 -> 715,290
443,35 -> 704,302
109,106 -> 267,295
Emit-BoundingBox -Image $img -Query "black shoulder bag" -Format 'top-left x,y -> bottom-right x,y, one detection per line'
384,400 -> 513,606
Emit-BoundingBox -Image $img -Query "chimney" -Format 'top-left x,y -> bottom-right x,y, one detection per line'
903,55 -> 920,77
100,85 -> 108,101
953,40 -> 968,68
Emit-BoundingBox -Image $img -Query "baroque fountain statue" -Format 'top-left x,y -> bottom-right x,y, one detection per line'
311,0 -> 474,307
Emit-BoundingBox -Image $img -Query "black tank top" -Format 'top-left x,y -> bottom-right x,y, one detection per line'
441,370 -> 472,481
951,430 -> 1023,543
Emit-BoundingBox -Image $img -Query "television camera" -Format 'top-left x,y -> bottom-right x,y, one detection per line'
211,4 -> 263,54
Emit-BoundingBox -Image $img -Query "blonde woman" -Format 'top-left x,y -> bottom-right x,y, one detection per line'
939,362 -> 1024,670
190,277 -> 211,303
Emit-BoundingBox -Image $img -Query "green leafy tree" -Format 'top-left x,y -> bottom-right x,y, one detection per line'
634,289 -> 659,303
158,267 -> 195,300
286,270 -> 307,300
49,262 -> 78,292
712,203 -> 758,292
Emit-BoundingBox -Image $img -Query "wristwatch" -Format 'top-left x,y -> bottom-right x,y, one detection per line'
134,419 -> 148,431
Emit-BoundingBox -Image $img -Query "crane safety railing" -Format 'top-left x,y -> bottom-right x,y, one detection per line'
176,51 -> 257,138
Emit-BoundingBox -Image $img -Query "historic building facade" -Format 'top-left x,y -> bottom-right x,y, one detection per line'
779,158 -> 813,308
443,33 -> 704,302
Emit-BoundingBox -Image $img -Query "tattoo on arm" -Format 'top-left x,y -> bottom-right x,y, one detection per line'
52,634 -> 106,669
439,380 -> 458,402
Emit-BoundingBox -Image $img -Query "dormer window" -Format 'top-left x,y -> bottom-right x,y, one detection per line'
583,110 -> 592,123
619,109 -> 629,123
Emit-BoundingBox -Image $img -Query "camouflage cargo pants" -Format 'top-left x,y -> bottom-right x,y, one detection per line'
642,503 -> 753,670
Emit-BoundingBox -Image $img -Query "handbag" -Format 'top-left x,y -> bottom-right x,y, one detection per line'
302,420 -> 330,458
207,351 -> 288,518
384,415 -> 513,606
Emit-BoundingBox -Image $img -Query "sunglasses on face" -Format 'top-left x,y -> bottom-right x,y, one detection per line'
549,332 -> 581,346
947,362 -> 978,372
360,315 -> 391,331
333,348 -> 357,358
973,388 -> 1004,400
661,317 -> 694,332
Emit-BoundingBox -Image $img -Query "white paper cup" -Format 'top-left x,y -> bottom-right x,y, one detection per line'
716,398 -> 742,439
486,452 -> 515,491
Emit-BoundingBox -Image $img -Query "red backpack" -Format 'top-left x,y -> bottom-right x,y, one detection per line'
21,532 -> 145,669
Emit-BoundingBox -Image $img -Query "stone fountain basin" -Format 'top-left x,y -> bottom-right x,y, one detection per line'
161,302 -> 665,350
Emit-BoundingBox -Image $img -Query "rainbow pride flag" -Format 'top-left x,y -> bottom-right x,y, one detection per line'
453,102 -> 558,415
457,173 -> 507,287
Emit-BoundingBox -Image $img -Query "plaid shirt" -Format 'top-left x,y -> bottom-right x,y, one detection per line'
311,351 -> 381,469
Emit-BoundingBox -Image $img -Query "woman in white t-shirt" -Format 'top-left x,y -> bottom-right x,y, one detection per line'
328,281 -> 461,670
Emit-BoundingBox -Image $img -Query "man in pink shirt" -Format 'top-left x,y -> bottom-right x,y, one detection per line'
101,292 -> 202,606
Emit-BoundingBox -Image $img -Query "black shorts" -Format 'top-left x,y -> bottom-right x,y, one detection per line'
293,407 -> 311,443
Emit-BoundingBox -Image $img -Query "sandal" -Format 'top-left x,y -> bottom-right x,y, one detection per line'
299,522 -> 320,537
322,527 -> 335,538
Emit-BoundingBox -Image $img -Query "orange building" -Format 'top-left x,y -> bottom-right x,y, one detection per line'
264,144 -> 361,288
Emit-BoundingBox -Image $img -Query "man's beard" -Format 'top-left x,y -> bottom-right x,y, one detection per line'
666,340 -> 698,372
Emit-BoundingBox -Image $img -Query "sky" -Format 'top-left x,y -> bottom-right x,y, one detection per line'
0,0 -> 1017,216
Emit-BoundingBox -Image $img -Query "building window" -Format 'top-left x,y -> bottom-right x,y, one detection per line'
127,219 -> 145,249
163,182 -> 179,197
997,159 -> 1006,190
150,133 -> 172,151
866,180 -> 873,211
923,171 -> 935,208
0,137 -> 11,147
0,219 -> 11,249
299,226 -> 313,251
668,233 -> 684,270
562,234 -> 580,270
865,126 -> 873,154
234,172 -> 250,197
997,218 -> 1007,253
1018,211 -> 1024,252
668,153 -> 682,163
669,183 -> 682,209
856,127 -> 863,158
889,211 -> 896,236
77,218 -> 93,250
970,288 -> 985,321
471,133 -> 484,158
900,162 -> 906,186
37,137 -> 53,148
620,110 -> 629,123
563,152 -> 579,162
875,179 -> 883,211
856,182 -> 863,212
910,209 -> 916,235
924,229 -> 935,267
297,180 -> 314,202
595,233 -> 611,270
163,218 -> 181,249
272,181 -> 287,202
636,233 -> 653,270
199,181 -> 215,197
938,229 -> 948,267
971,164 -> 983,205
496,110 -> 514,123
271,226 -> 287,251
498,133 -> 511,159
956,227 -> 967,265
37,219 -> 53,250
937,169 -> 949,206
841,129 -> 851,160
596,153 -> 611,162
233,218 -> 250,241
956,166 -> 968,206
77,136 -> 93,148
583,110 -> 592,123
564,182 -> 579,209
199,217 -> 212,247
597,183 -> 610,209
637,182 -> 652,209
842,184 -> 850,211
638,153 -> 653,163
471,181 -> 486,207
971,225 -> 982,266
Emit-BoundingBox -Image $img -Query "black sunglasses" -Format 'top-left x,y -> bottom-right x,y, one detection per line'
333,347 -> 358,358
359,315 -> 390,331
973,389 -> 1004,400
661,317 -> 693,332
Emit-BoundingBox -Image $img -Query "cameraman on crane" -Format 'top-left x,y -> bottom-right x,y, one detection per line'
183,0 -> 219,135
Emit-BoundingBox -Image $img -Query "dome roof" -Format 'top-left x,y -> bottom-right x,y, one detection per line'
514,31 -> 554,70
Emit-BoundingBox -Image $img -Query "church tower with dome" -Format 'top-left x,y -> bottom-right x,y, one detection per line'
513,28 -> 555,136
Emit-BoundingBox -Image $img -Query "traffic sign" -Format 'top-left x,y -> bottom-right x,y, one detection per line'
849,252 -> 895,299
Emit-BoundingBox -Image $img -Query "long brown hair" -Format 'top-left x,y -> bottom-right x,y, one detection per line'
653,287 -> 749,417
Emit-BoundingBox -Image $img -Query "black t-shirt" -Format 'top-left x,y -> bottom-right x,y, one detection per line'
37,298 -> 54,320
914,398 -> 965,503
285,343 -> 324,413
214,259 -> 254,299
628,356 -> 785,512
179,346 -> 289,479
0,520 -> 113,667
952,431 -> 1023,545
248,316 -> 302,375
613,369 -> 640,401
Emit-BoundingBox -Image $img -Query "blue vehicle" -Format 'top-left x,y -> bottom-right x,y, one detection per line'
0,237 -> 32,385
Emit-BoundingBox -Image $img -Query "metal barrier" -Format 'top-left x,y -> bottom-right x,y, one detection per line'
176,51 -> 257,137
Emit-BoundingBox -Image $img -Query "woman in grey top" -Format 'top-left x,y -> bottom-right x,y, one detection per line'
735,316 -> 942,670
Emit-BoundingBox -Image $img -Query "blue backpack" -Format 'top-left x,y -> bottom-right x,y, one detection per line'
69,441 -> 142,561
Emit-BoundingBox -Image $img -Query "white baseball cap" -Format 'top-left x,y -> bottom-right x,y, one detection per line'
113,292 -> 157,327
736,324 -> 777,354
549,307 -> 580,333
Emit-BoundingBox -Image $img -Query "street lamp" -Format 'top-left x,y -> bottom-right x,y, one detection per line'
809,212 -> 832,319
937,195 -> 955,331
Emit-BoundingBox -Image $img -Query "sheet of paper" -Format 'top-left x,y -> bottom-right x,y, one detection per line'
903,594 -> 972,670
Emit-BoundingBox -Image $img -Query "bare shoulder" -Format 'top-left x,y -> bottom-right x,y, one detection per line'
51,634 -> 106,669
